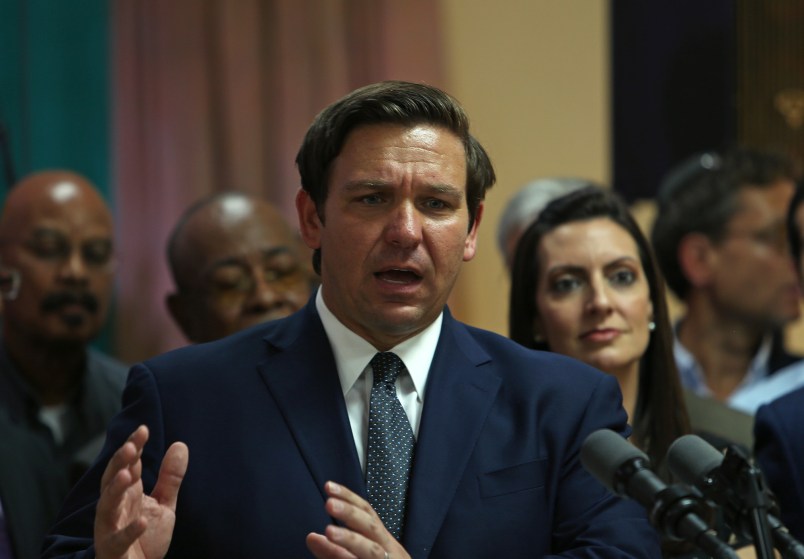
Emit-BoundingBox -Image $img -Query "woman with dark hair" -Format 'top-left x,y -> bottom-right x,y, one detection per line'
509,186 -> 690,473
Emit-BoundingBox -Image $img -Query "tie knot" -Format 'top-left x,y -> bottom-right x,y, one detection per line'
370,352 -> 404,386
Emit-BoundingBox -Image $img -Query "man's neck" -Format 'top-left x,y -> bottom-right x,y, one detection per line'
677,308 -> 764,401
3,332 -> 87,406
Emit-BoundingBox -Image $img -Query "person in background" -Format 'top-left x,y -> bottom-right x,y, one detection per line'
0,407 -> 66,559
651,149 -> 801,410
730,182 -> 804,413
753,384 -> 804,541
165,191 -> 315,343
495,176 -> 594,271
42,81 -> 659,559
509,186 -> 690,475
0,170 -> 127,556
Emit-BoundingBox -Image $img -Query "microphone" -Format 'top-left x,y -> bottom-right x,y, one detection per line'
667,434 -> 804,559
581,429 -> 737,559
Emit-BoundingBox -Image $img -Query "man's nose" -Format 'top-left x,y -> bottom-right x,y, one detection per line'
385,203 -> 422,248
243,272 -> 281,312
57,250 -> 89,285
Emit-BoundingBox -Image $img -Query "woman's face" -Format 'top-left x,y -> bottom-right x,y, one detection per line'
534,217 -> 653,378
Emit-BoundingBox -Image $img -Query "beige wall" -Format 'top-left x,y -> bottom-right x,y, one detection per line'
440,0 -> 611,335
439,1 -> 804,352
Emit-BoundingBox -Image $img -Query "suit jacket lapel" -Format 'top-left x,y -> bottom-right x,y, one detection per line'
256,301 -> 365,502
402,311 -> 500,557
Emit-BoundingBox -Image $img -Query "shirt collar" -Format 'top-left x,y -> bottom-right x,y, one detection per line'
315,287 -> 441,401
673,321 -> 773,399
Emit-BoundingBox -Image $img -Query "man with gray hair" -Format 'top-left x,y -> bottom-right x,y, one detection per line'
496,177 -> 596,270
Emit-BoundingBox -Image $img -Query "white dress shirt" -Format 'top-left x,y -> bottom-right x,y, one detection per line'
315,288 -> 441,472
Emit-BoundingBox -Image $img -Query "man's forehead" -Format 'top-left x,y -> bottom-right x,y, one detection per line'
12,200 -> 113,238
734,183 -> 794,217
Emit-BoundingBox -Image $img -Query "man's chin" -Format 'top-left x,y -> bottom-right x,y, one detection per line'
373,306 -> 435,336
47,316 -> 101,343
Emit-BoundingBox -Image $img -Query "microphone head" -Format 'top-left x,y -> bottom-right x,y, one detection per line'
580,428 -> 649,495
666,434 -> 724,486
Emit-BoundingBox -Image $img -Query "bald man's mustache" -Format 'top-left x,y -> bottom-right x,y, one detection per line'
41,291 -> 99,315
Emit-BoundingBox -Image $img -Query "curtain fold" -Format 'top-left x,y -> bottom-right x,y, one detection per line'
112,0 -> 446,362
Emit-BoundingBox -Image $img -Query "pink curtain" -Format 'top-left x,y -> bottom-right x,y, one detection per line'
112,0 -> 446,362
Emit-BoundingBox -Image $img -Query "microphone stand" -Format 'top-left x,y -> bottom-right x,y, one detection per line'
718,446 -> 777,559
651,484 -> 738,559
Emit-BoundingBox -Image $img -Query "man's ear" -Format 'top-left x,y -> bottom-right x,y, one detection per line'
296,189 -> 322,250
166,292 -> 197,342
463,202 -> 484,262
678,232 -> 716,288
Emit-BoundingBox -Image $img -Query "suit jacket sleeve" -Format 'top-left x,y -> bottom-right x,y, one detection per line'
755,394 -> 804,542
544,374 -> 660,558
41,363 -> 169,559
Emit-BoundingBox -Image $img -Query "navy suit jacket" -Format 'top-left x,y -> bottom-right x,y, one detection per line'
43,301 -> 659,558
755,385 -> 804,541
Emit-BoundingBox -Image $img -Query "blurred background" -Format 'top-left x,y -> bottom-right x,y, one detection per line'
1,0 -> 803,363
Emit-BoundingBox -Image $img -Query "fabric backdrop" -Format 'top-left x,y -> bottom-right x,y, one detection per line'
112,0 -> 446,362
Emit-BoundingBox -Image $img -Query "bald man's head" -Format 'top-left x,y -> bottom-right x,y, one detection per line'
166,192 -> 313,343
0,170 -> 115,348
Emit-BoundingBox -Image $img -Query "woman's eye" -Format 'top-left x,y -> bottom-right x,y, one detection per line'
610,269 -> 636,286
552,276 -> 580,293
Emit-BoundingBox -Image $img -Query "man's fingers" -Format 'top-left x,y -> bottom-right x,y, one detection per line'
309,525 -> 394,559
99,516 -> 148,558
325,482 -> 376,516
150,441 -> 189,509
306,532 -> 358,559
320,482 -> 409,559
100,425 -> 149,491
96,467 -> 136,525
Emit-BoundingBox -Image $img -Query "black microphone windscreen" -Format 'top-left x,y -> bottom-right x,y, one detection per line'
580,428 -> 648,494
667,435 -> 724,486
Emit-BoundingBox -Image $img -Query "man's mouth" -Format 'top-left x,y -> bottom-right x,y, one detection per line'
375,268 -> 422,284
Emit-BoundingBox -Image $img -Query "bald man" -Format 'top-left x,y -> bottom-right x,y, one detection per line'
166,192 -> 315,343
0,170 -> 127,559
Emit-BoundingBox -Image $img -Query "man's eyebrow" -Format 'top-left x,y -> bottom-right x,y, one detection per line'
342,181 -> 464,199
425,184 -> 464,200
342,180 -> 390,191
208,247 -> 295,270
30,227 -> 64,238
260,246 -> 295,259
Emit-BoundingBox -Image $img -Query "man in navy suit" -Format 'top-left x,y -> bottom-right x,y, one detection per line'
754,385 -> 804,541
43,81 -> 659,558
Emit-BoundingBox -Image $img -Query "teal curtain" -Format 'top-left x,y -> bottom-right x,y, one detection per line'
0,0 -> 110,201
0,0 -> 113,351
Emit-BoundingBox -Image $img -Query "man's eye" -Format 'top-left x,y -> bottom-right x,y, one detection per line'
30,241 -> 68,260
263,262 -> 299,283
424,199 -> 447,210
212,274 -> 250,292
82,241 -> 113,266
360,194 -> 384,205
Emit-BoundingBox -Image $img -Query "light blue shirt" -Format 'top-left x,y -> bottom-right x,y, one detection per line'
729,360 -> 804,414
674,330 -> 773,412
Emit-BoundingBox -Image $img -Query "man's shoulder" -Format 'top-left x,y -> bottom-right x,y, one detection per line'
86,347 -> 129,391
730,359 -> 804,415
765,382 -> 804,416
141,318 -> 289,378
88,347 -> 129,373
450,318 -> 610,388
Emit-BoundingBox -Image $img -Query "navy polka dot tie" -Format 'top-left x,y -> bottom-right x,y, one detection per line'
366,352 -> 415,541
